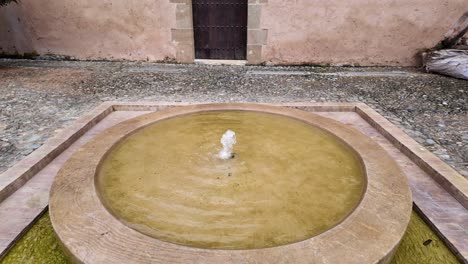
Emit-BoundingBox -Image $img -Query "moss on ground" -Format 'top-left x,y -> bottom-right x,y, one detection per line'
0,210 -> 460,264
0,52 -> 38,59
392,211 -> 460,264
0,212 -> 69,264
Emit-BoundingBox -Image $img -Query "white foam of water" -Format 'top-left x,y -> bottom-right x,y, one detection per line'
218,130 -> 236,160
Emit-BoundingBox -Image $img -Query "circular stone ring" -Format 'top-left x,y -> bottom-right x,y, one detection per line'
49,103 -> 412,264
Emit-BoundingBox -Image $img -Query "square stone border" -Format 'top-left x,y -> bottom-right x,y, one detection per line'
4,102 -> 464,207
1,101 -> 466,208
0,102 -> 466,262
50,103 -> 413,264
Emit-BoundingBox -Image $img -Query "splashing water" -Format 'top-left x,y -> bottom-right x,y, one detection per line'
218,130 -> 236,160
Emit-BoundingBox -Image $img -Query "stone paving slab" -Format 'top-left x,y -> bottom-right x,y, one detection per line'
0,102 -> 466,263
245,70 -> 417,77
126,66 -> 186,73
315,71 -> 414,77
246,70 -> 312,76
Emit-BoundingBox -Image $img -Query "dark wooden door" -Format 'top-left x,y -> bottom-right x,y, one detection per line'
192,0 -> 247,60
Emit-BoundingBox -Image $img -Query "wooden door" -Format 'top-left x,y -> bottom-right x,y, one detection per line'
192,0 -> 247,60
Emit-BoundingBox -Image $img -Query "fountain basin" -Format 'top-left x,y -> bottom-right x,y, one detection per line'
97,110 -> 365,250
49,103 -> 412,264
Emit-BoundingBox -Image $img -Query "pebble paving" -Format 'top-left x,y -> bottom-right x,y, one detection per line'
0,59 -> 467,178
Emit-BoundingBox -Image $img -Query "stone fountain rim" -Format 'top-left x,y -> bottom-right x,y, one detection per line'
94,108 -> 368,248
49,103 -> 413,264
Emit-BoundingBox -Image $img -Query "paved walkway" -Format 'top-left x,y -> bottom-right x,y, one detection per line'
0,59 -> 467,178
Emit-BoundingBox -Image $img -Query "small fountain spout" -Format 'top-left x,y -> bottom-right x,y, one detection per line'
218,130 -> 236,160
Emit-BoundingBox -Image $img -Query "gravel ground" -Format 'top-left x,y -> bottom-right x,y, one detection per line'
0,59 -> 467,178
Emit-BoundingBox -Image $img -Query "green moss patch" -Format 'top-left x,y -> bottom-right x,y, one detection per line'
0,52 -> 38,60
0,212 -> 69,264
392,211 -> 460,264
0,210 -> 460,264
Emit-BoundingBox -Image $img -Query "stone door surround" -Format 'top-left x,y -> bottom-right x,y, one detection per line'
170,0 -> 268,64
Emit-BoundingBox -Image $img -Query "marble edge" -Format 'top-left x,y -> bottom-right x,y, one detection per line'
354,103 -> 467,209
0,102 -> 114,203
110,101 -> 468,208
3,100 -> 464,208
109,101 -> 358,112
412,204 -> 467,263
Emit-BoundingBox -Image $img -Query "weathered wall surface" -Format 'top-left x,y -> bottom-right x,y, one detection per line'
0,0 -> 467,65
260,0 -> 468,66
0,0 -> 177,61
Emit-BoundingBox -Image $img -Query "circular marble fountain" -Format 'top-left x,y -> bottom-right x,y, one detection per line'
49,104 -> 412,264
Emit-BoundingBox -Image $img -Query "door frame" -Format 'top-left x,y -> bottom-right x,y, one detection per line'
170,0 -> 268,64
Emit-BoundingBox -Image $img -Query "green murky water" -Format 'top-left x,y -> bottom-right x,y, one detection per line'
96,111 -> 365,249
0,211 -> 460,263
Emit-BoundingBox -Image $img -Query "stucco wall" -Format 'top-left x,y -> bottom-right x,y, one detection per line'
260,0 -> 468,66
0,0 -> 467,65
0,0 -> 177,61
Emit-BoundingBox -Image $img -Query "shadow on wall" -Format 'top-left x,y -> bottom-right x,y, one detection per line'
0,1 -> 35,56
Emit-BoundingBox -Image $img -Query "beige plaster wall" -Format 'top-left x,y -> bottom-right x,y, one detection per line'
1,0 -> 467,65
260,0 -> 468,66
0,0 -> 177,61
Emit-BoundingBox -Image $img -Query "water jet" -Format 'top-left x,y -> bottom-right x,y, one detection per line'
218,129 -> 236,160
